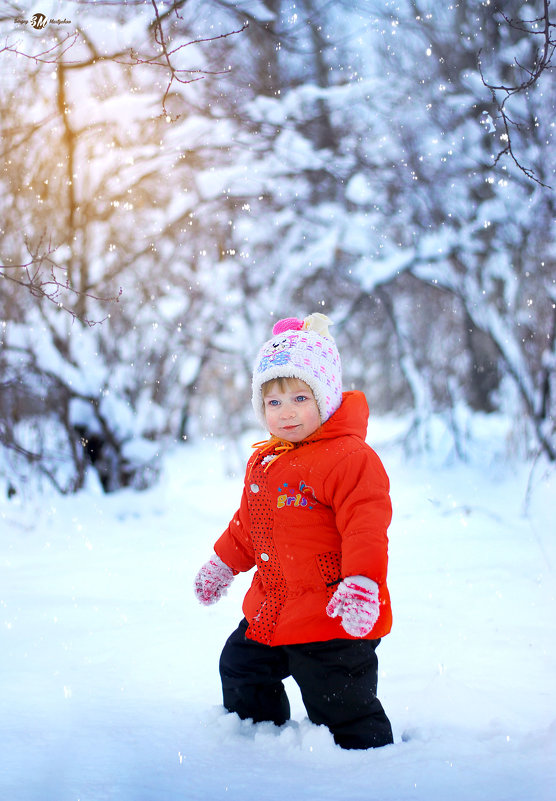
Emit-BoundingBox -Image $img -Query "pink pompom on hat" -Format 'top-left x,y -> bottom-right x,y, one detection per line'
251,313 -> 343,428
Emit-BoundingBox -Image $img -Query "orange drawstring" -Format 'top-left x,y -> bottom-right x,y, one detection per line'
249,436 -> 295,475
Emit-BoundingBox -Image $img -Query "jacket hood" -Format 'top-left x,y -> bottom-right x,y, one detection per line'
306,390 -> 368,443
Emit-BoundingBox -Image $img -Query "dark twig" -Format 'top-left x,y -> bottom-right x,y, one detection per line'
1,238 -> 122,326
479,0 -> 555,187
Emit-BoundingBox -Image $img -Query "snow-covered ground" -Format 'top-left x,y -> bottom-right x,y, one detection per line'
1,418 -> 555,801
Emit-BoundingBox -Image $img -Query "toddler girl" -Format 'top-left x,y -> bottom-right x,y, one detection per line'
194,314 -> 393,749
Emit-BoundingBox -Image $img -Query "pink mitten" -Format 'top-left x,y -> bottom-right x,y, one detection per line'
194,554 -> 235,606
326,575 -> 380,637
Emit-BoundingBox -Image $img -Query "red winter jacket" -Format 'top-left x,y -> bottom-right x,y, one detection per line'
214,391 -> 392,646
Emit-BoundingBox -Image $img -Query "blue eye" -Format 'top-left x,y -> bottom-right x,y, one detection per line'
267,399 -> 280,406
295,395 -> 308,402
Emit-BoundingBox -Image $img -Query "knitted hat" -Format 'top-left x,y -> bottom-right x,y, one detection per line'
252,313 -> 343,428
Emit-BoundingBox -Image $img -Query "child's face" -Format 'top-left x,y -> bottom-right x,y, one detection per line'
263,379 -> 321,443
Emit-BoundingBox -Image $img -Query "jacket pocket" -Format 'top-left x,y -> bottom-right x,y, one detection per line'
316,551 -> 342,600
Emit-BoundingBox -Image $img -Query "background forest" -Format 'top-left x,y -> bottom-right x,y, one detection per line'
1,0 -> 555,495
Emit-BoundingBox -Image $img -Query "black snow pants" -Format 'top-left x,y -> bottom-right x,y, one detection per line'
219,618 -> 393,750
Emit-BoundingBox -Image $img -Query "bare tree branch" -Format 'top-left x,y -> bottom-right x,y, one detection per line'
137,2 -> 247,117
1,238 -> 122,327
1,4 -> 248,119
1,31 -> 80,64
479,0 -> 555,187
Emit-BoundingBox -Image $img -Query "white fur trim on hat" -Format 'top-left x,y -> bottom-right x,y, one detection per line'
251,314 -> 342,428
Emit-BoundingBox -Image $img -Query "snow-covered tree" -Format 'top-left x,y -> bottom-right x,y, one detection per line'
1,0 -> 554,496
0,1 -> 248,492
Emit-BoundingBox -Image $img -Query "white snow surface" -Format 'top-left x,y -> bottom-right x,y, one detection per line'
1,421 -> 555,801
